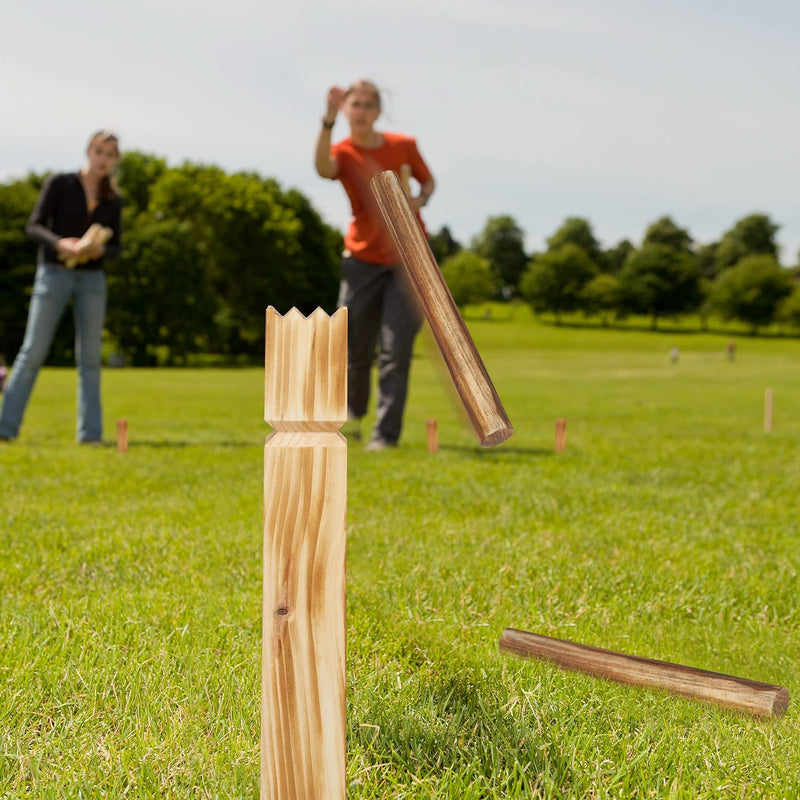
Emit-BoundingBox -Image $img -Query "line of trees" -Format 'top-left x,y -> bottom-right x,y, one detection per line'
433,214 -> 800,333
0,152 -> 342,366
3,154 -> 800,369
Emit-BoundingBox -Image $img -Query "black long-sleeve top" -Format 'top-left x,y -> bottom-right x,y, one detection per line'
25,172 -> 122,270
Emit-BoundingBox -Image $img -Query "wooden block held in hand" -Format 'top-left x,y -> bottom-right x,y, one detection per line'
63,224 -> 113,269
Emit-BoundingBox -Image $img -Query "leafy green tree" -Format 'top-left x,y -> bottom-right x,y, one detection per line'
643,216 -> 693,252
617,244 -> 701,328
547,217 -> 604,267
117,151 -> 168,216
440,251 -> 493,309
428,225 -> 461,264
709,254 -> 794,333
146,165 -> 339,356
108,217 -> 214,365
715,213 -> 779,273
470,215 -> 528,295
0,176 -> 41,360
1,159 -> 341,365
519,244 -> 597,321
280,188 -> 342,313
604,239 -> 634,275
580,273 -> 622,326
776,286 -> 800,331
695,241 -> 719,280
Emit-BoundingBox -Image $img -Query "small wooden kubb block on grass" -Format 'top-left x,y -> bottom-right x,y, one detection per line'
262,307 -> 348,800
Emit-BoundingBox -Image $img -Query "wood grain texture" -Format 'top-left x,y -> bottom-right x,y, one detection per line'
262,308 -> 348,800
499,628 -> 789,718
264,307 -> 347,432
370,170 -> 513,447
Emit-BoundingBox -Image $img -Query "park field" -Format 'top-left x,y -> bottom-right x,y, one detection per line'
1,307 -> 799,798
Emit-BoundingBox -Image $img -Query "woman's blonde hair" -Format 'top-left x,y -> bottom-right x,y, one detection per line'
345,79 -> 381,111
87,130 -> 120,200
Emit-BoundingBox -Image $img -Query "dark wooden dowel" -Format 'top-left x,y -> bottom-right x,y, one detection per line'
499,628 -> 789,718
370,170 -> 513,447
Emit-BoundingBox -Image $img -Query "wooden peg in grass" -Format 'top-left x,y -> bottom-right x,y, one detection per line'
555,418 -> 567,452
499,628 -> 789,718
427,419 -> 438,453
764,387 -> 773,433
116,418 -> 128,453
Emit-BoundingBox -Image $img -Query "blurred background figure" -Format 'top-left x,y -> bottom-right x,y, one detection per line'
314,80 -> 435,450
0,131 -> 122,443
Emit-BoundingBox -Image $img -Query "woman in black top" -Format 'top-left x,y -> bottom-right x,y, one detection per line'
0,131 -> 122,443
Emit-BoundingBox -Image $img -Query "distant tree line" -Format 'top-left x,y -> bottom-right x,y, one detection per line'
0,152 -> 342,365
434,214 -> 800,333
2,155 -> 800,369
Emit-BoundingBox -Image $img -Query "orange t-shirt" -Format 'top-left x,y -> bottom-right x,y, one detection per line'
331,131 -> 432,266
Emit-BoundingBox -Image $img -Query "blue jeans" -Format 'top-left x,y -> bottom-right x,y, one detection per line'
0,263 -> 106,442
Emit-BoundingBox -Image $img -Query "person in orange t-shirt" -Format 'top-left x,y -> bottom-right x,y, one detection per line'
315,79 -> 435,450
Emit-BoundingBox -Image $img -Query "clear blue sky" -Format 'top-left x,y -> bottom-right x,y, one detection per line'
4,0 -> 799,263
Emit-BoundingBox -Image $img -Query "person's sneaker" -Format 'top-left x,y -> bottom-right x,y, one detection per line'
341,416 -> 362,441
365,437 -> 397,452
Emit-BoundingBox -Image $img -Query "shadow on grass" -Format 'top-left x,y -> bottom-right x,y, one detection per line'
533,316 -> 800,339
122,439 -> 256,449
439,444 -> 555,459
349,666 -> 574,794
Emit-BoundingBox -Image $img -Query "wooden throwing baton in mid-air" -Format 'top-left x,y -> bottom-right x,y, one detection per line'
499,628 -> 789,718
370,170 -> 513,447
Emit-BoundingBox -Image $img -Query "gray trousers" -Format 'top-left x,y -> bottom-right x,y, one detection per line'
338,256 -> 422,444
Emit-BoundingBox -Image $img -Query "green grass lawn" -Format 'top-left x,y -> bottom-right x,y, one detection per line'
1,308 -> 799,798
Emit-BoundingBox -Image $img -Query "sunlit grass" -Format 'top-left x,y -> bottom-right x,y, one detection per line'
1,307 -> 798,797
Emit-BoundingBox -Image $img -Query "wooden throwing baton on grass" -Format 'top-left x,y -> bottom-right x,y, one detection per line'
499,628 -> 789,718
370,170 -> 513,447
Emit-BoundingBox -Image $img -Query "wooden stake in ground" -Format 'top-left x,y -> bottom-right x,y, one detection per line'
427,419 -> 439,453
262,307 -> 348,800
555,418 -> 567,452
370,170 -> 513,448
116,418 -> 128,453
764,387 -> 773,433
499,628 -> 789,718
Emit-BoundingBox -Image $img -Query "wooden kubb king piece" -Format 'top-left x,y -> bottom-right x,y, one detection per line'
262,307 -> 348,800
